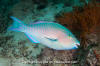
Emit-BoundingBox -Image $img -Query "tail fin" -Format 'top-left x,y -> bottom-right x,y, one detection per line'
8,16 -> 26,32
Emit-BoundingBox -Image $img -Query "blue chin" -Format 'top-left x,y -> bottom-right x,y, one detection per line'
72,46 -> 78,49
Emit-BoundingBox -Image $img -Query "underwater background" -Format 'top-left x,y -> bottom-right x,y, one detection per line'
0,0 -> 100,66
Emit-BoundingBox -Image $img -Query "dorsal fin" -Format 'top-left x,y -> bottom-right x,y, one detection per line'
29,21 -> 56,26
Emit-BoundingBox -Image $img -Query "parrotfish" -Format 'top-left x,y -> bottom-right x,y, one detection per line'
8,16 -> 80,50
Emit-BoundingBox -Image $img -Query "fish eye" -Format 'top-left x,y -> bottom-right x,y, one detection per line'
68,33 -> 73,39
69,36 -> 72,39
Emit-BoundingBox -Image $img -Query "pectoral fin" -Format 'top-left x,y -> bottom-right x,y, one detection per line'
45,37 -> 58,41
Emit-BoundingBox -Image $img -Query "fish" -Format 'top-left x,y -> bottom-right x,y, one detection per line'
8,16 -> 80,50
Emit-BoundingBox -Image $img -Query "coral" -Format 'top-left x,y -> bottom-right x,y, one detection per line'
36,48 -> 76,66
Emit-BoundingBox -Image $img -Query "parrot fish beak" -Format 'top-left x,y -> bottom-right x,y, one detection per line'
74,43 -> 80,49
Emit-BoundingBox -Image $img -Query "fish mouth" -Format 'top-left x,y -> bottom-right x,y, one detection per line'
74,43 -> 80,49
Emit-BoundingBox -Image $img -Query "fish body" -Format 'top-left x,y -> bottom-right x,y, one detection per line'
8,16 -> 80,50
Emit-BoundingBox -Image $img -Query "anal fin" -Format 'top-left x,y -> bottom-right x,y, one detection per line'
25,33 -> 40,43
